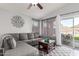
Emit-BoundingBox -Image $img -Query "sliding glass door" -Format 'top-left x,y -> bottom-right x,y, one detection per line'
74,17 -> 79,49
61,18 -> 73,47
61,17 -> 79,49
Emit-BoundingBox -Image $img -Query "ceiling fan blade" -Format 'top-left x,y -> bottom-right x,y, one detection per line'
37,3 -> 43,9
27,3 -> 32,9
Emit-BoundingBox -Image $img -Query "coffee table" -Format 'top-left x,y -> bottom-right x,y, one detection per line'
38,39 -> 56,54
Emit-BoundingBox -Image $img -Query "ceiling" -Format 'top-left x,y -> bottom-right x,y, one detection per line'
0,3 -> 66,19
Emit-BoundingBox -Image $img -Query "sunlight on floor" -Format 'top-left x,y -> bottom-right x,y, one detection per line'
46,45 -> 74,56
74,49 -> 79,56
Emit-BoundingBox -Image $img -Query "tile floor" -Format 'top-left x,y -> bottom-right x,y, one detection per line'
44,45 -> 74,56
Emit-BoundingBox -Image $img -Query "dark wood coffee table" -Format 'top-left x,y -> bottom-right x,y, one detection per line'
38,40 -> 56,54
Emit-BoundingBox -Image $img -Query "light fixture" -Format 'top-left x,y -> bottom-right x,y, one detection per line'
27,3 -> 43,10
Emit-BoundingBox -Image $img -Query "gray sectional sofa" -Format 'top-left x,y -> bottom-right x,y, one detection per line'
0,33 -> 39,56
4,41 -> 38,56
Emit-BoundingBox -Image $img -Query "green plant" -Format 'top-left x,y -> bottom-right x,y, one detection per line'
44,37 -> 49,43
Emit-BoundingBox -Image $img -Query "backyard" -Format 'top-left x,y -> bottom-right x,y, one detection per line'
74,34 -> 79,40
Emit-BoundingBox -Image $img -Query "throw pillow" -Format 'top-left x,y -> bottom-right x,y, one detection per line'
1,39 -> 10,52
34,33 -> 39,38
19,33 -> 28,40
1,34 -> 16,51
11,38 -> 16,48
7,37 -> 16,49
10,33 -> 19,41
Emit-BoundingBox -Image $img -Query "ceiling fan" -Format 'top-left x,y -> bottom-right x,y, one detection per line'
27,3 -> 43,10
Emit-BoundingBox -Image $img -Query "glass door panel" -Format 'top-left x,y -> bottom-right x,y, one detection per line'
74,17 -> 79,49
61,18 -> 73,47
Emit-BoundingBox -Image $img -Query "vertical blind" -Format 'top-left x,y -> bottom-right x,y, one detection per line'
41,18 -> 56,37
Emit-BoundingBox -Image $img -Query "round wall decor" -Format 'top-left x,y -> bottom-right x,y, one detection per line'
11,15 -> 24,28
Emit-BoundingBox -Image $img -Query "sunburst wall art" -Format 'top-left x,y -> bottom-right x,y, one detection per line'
11,15 -> 24,28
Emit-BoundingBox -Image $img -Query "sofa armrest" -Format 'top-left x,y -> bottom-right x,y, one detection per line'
0,48 -> 4,56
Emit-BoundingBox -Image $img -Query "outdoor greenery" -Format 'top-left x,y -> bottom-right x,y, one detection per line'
74,34 -> 79,40
74,37 -> 79,40
61,34 -> 79,41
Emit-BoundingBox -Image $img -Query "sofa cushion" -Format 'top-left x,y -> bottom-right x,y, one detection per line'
19,33 -> 28,40
34,33 -> 39,38
10,33 -> 19,41
28,33 -> 35,39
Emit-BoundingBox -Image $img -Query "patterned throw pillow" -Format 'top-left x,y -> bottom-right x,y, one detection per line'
1,39 -> 10,51
1,34 -> 16,51
7,37 -> 16,49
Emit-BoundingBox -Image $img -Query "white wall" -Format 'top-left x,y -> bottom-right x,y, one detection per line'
0,9 -> 33,36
